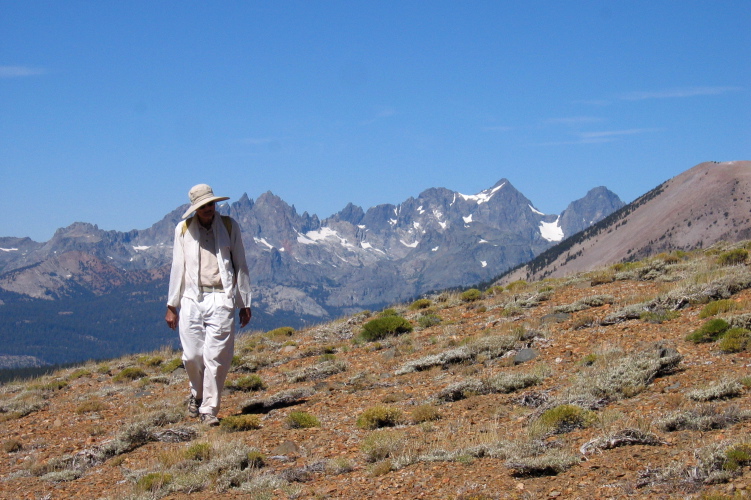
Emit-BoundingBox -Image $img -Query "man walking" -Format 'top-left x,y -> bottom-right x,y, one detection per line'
165,184 -> 252,426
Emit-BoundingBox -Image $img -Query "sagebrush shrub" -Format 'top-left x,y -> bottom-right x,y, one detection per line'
718,248 -> 749,266
184,442 -> 212,461
361,429 -> 404,462
408,299 -> 431,310
686,319 -> 730,343
461,289 -> 483,302
718,328 -> 751,353
228,374 -> 265,392
220,414 -> 262,432
360,316 -> 413,342
357,405 -> 402,429
700,299 -> 740,319
410,404 -> 441,424
160,358 -> 183,374
535,404 -> 596,435
112,367 -> 147,382
287,411 -> 321,429
136,472 -> 173,492
417,314 -> 441,328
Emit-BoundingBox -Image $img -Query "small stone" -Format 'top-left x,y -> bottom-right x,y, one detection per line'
548,491 -> 561,497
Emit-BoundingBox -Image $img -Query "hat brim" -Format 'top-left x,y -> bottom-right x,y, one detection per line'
181,196 -> 230,219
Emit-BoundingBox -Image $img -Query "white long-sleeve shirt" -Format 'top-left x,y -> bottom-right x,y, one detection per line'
167,215 -> 252,309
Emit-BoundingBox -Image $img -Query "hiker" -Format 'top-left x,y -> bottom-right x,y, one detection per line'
165,184 -> 252,426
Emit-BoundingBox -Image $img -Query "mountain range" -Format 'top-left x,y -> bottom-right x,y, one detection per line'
0,177 -> 623,367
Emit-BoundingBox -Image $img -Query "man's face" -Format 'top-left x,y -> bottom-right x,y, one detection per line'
196,201 -> 216,226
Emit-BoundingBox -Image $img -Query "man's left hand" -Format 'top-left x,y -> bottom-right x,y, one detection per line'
239,307 -> 252,328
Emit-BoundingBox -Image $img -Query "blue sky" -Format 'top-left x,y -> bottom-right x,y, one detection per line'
1,1 -> 749,241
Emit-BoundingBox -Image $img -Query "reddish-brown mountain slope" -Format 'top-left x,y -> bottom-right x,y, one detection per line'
505,161 -> 751,283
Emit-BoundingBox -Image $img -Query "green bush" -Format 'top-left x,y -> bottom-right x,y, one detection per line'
266,327 -> 295,340
287,411 -> 321,429
67,368 -> 91,380
379,308 -> 398,317
700,299 -> 740,319
360,316 -> 413,342
112,367 -> 147,382
357,405 -> 403,429
136,472 -> 173,492
184,442 -> 212,461
718,328 -> 751,353
246,450 -> 265,468
220,414 -> 262,432
408,299 -> 432,311
686,319 -> 730,343
160,358 -> 183,374
461,288 -> 483,302
535,404 -> 595,435
227,374 -> 265,392
718,248 -> 749,266
417,314 -> 441,328
724,443 -> 751,471
361,429 -> 404,462
410,404 -> 441,424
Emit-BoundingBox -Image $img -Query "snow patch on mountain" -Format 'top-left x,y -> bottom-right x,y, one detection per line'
540,217 -> 564,242
458,182 -> 506,204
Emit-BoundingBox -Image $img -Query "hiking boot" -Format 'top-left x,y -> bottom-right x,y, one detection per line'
200,413 -> 220,426
188,395 -> 202,418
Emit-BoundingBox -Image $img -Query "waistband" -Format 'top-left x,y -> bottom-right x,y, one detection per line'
200,285 -> 224,293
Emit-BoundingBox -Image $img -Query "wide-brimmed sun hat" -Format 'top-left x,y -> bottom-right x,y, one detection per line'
182,184 -> 230,219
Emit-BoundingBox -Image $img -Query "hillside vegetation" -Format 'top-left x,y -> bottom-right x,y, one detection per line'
5,242 -> 751,499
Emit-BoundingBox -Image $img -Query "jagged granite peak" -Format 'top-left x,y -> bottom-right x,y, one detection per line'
559,186 -> 625,237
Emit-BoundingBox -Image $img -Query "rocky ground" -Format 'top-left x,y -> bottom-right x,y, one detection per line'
3,245 -> 751,499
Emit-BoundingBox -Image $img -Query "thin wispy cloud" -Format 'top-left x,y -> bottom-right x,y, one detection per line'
618,86 -> 742,101
0,65 -> 46,78
533,128 -> 661,146
360,107 -> 397,126
482,125 -> 514,132
544,116 -> 603,125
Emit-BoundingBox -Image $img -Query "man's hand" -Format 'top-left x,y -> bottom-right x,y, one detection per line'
165,306 -> 179,330
239,307 -> 252,328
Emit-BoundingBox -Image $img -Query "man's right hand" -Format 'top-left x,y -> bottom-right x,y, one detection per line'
165,306 -> 179,330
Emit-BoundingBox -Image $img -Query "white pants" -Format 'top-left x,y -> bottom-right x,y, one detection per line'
179,292 -> 235,417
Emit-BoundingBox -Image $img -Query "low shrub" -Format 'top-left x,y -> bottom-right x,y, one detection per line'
66,369 -> 91,380
160,358 -> 183,374
461,289 -> 483,302
287,411 -> 321,429
719,328 -> 751,353
417,314 -> 441,328
686,319 -> 730,343
112,367 -> 147,382
410,404 -> 441,424
247,450 -> 266,468
266,327 -> 295,340
718,248 -> 749,266
360,316 -> 413,342
2,439 -> 22,453
408,298 -> 432,310
136,472 -> 173,492
220,414 -> 262,432
228,374 -> 266,392
361,429 -> 405,462
534,404 -> 596,435
357,405 -> 403,429
700,299 -> 741,319
75,399 -> 107,414
184,442 -> 212,461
